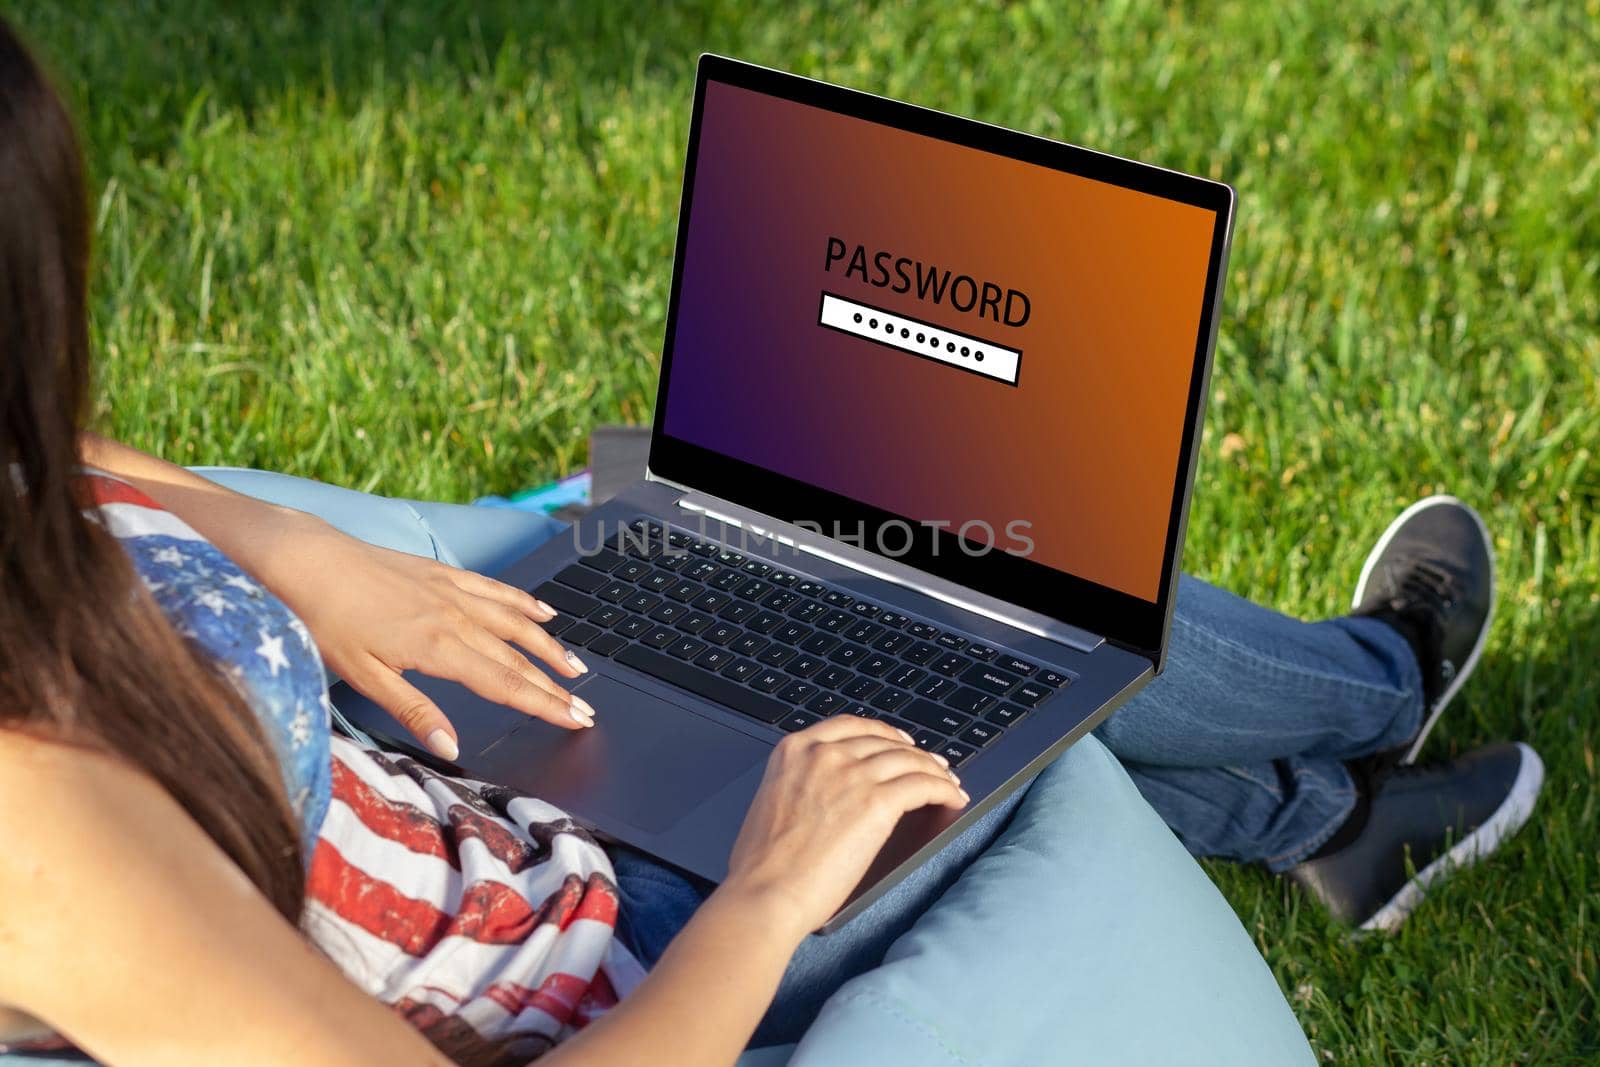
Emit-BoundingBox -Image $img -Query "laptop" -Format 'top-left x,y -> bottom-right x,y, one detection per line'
333,55 -> 1235,932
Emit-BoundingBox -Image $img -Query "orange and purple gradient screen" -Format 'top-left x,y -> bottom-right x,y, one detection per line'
660,81 -> 1217,602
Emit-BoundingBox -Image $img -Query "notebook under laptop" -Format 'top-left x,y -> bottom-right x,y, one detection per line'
333,55 -> 1235,931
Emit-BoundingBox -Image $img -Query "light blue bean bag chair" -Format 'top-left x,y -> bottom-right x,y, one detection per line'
0,472 -> 1312,1065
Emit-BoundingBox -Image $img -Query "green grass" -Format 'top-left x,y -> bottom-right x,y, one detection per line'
8,0 -> 1599,1060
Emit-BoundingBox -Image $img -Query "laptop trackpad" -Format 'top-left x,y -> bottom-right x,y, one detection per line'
473,673 -> 770,834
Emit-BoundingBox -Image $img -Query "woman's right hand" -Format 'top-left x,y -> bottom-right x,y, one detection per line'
721,715 -> 969,940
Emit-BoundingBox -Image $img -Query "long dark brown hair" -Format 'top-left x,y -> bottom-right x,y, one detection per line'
0,20 -> 305,921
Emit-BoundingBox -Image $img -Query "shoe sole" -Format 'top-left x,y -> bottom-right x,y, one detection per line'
1351,494 -> 1496,764
1358,742 -> 1543,933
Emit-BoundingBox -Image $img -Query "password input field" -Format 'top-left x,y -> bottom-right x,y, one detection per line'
817,292 -> 1022,386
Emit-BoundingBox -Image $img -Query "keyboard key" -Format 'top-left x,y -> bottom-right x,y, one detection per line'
667,636 -> 707,660
787,655 -> 826,678
648,602 -> 687,624
816,666 -> 853,690
683,560 -> 720,582
849,601 -> 881,619
702,622 -> 739,646
667,580 -> 701,603
677,612 -> 714,635
757,645 -> 796,669
693,647 -> 736,672
543,615 -> 574,636
555,564 -> 606,594
869,687 -> 911,712
997,656 -> 1037,676
746,611 -> 784,634
587,605 -> 626,629
614,559 -> 650,582
841,676 -> 881,700
911,729 -> 943,751
533,582 -> 598,618
887,664 -> 925,688
615,616 -> 651,639
719,601 -> 758,624
688,539 -> 719,558
844,621 -> 882,643
1038,669 -> 1073,688
751,670 -> 789,694
906,622 -> 940,639
789,600 -> 827,623
587,633 -> 626,657
623,591 -> 661,614
915,675 -> 956,700
960,664 -> 1023,696
800,632 -> 840,655
780,711 -> 821,733
615,645 -> 787,724
722,659 -> 761,683
732,633 -> 769,657
817,610 -> 853,633
664,530 -> 693,549
873,632 -> 913,655
716,549 -> 747,567
641,570 -> 676,594
769,571 -> 801,587
596,580 -> 631,603
807,692 -> 847,714
710,567 -> 746,591
935,740 -> 977,768
959,721 -> 1001,747
828,643 -> 870,667
945,687 -> 995,714
1011,681 -> 1052,707
901,699 -> 972,735
930,652 -> 970,676
773,621 -> 809,644
797,581 -> 827,597
741,559 -> 773,578
857,654 -> 894,678
777,681 -> 817,705
986,703 -> 1028,727
966,643 -> 1001,661
936,633 -> 969,651
579,548 -> 627,573
653,550 -> 688,572
736,579 -> 774,601
642,625 -> 678,649
822,590 -> 854,608
562,622 -> 601,646
691,590 -> 732,613
878,612 -> 912,629
839,703 -> 878,719
904,641 -> 940,665
762,590 -> 801,612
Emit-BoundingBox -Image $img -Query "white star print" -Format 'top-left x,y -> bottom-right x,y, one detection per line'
194,589 -> 231,616
289,706 -> 312,747
223,573 -> 260,595
255,629 -> 290,676
152,547 -> 185,566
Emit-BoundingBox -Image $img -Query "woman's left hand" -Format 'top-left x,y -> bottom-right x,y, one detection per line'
252,520 -> 596,758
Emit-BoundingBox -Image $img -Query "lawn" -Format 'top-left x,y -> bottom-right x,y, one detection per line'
8,0 -> 1598,1061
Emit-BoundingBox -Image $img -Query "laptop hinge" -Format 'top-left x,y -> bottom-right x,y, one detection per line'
670,490 -> 1103,655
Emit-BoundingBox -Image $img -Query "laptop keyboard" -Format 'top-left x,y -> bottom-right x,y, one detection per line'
531,518 -> 1074,769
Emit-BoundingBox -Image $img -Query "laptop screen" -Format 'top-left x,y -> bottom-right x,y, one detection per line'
652,62 -> 1231,653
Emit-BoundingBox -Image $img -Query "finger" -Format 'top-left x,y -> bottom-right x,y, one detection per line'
451,569 -> 558,622
826,733 -> 937,765
855,746 -> 961,786
801,714 -> 914,746
876,770 -> 971,812
444,639 -> 595,729
470,597 -> 586,678
343,653 -> 461,761
457,626 -> 573,704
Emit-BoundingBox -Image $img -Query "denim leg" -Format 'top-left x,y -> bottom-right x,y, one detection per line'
1092,573 -> 1425,871
1094,574 -> 1424,767
610,788 -> 1028,1047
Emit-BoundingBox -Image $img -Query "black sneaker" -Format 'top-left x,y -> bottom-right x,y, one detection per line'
1352,495 -> 1495,764
1285,742 -> 1543,931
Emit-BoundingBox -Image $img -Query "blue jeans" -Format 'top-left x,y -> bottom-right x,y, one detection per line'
198,469 -> 1409,1049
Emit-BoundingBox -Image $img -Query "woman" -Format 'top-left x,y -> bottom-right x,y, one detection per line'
0,19 -> 1537,1067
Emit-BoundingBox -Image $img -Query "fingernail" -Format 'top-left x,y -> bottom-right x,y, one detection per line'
895,729 -> 914,744
931,752 -> 949,768
537,600 -> 557,616
426,728 -> 459,761
570,695 -> 596,727
565,650 -> 589,674
959,789 -> 971,804
948,769 -> 961,785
